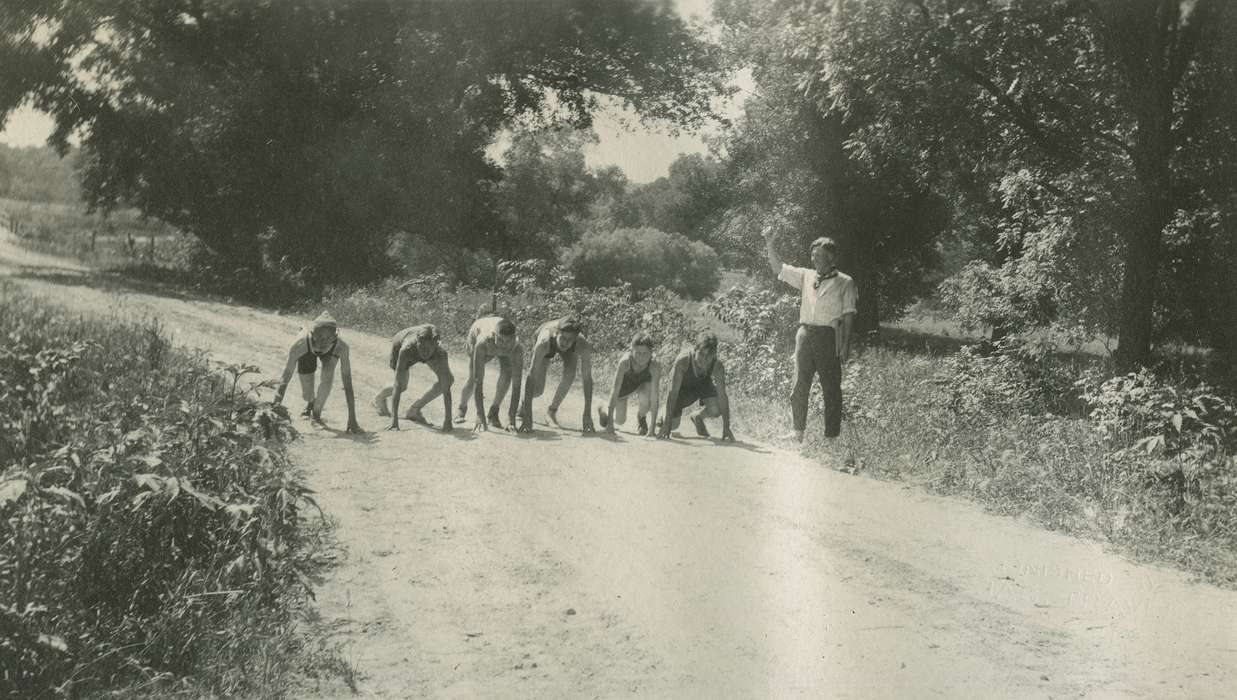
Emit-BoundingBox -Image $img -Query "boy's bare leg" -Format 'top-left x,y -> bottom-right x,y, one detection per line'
490,356 -> 512,426
457,347 -> 478,420
373,385 -> 393,416
636,385 -> 652,435
312,357 -> 337,420
298,371 -> 316,416
612,395 -> 628,427
547,355 -> 577,427
691,397 -> 721,437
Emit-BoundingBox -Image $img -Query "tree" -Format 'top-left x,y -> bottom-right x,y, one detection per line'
627,153 -> 732,245
819,0 -> 1237,367
495,127 -> 601,257
713,0 -> 948,332
0,0 -> 728,283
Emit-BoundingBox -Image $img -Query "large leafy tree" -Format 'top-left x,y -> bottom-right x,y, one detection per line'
0,0 -> 726,283
818,0 -> 1237,367
714,0 -> 948,331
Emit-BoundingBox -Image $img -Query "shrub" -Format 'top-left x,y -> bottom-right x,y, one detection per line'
938,260 -> 1052,337
0,285 -> 324,696
563,226 -> 721,300
937,339 -> 1084,422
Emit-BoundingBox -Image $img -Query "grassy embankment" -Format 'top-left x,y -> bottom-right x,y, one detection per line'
0,281 -> 353,697
6,198 -> 1236,590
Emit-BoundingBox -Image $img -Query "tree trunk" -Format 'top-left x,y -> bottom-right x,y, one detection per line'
804,109 -> 881,333
1113,182 -> 1169,370
1113,9 -> 1177,371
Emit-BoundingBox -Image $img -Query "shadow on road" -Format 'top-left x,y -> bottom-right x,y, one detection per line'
714,440 -> 772,455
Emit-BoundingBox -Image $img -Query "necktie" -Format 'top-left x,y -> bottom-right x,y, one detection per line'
813,268 -> 837,290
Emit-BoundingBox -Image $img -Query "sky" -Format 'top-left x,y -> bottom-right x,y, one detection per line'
0,0 -> 748,184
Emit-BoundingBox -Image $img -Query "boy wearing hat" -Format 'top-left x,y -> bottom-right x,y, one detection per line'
273,311 -> 362,433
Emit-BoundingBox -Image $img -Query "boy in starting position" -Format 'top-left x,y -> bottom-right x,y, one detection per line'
598,332 -> 662,437
659,332 -> 734,441
273,311 -> 362,433
373,324 -> 454,432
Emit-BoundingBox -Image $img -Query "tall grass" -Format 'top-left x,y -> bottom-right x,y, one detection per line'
0,282 -> 346,696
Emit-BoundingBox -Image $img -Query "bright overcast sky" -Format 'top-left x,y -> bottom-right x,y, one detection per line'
0,0 -> 748,184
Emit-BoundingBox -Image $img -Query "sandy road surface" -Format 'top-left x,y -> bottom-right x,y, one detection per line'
2,231 -> 1235,698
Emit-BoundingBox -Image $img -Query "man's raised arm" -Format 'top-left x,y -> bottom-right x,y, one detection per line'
763,225 -> 782,277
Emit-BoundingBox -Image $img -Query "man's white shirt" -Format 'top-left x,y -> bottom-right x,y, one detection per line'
778,264 -> 858,326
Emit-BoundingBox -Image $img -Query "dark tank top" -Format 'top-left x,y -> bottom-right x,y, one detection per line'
680,354 -> 715,394
618,357 -> 652,397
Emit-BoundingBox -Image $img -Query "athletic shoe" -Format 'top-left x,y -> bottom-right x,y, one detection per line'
487,407 -> 502,429
691,414 -> 710,437
637,416 -> 648,436
598,408 -> 610,428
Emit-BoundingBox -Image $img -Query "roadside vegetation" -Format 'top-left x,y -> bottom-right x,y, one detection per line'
1,0 -> 1235,679
0,281 -> 348,697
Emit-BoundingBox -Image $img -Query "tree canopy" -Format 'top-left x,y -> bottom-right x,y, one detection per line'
815,0 -> 1237,365
0,0 -> 727,282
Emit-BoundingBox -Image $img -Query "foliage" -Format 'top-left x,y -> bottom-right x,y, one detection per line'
817,0 -> 1237,367
495,127 -> 607,256
563,226 -> 722,299
0,0 -> 728,283
1082,370 -> 1237,456
712,0 -> 948,330
0,285 -> 326,696
705,282 -> 799,397
625,153 -> 733,246
0,145 -> 80,203
937,339 -> 1084,421
320,273 -> 698,362
937,260 -> 1051,336
1080,369 -> 1237,543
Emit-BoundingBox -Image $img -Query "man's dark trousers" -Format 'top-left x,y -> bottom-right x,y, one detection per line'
791,324 -> 842,436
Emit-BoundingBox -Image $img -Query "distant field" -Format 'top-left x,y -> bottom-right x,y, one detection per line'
0,196 -> 184,267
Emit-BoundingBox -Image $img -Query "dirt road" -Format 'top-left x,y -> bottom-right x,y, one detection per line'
3,232 -> 1235,698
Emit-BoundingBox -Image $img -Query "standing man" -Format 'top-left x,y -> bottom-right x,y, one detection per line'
373,324 -> 454,432
517,316 -> 595,433
456,316 -> 524,431
658,332 -> 734,441
764,227 -> 858,442
273,311 -> 362,433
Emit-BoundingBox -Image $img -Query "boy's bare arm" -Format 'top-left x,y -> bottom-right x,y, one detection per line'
273,341 -> 302,404
338,343 -> 362,433
713,360 -> 733,440
659,356 -> 687,438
